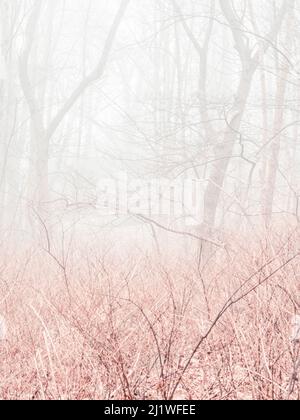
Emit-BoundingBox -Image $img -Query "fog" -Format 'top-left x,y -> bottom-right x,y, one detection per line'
1,0 -> 299,250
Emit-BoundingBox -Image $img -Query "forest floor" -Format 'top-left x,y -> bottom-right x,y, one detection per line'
0,229 -> 299,400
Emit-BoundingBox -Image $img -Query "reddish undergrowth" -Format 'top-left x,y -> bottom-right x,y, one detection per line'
0,230 -> 299,400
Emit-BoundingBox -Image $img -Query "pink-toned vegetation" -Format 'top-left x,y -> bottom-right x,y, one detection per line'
0,229 -> 299,400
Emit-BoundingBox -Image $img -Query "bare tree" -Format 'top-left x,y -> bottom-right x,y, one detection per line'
202,0 -> 292,231
19,0 -> 130,208
263,9 -> 294,226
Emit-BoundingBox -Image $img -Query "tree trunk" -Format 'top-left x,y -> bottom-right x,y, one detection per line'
203,65 -> 256,228
263,16 -> 292,227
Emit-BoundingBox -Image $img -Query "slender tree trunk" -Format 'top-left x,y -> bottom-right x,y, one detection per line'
263,17 -> 293,227
0,2 -> 20,231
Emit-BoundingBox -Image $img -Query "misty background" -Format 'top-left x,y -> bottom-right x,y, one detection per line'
0,0 -> 299,254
